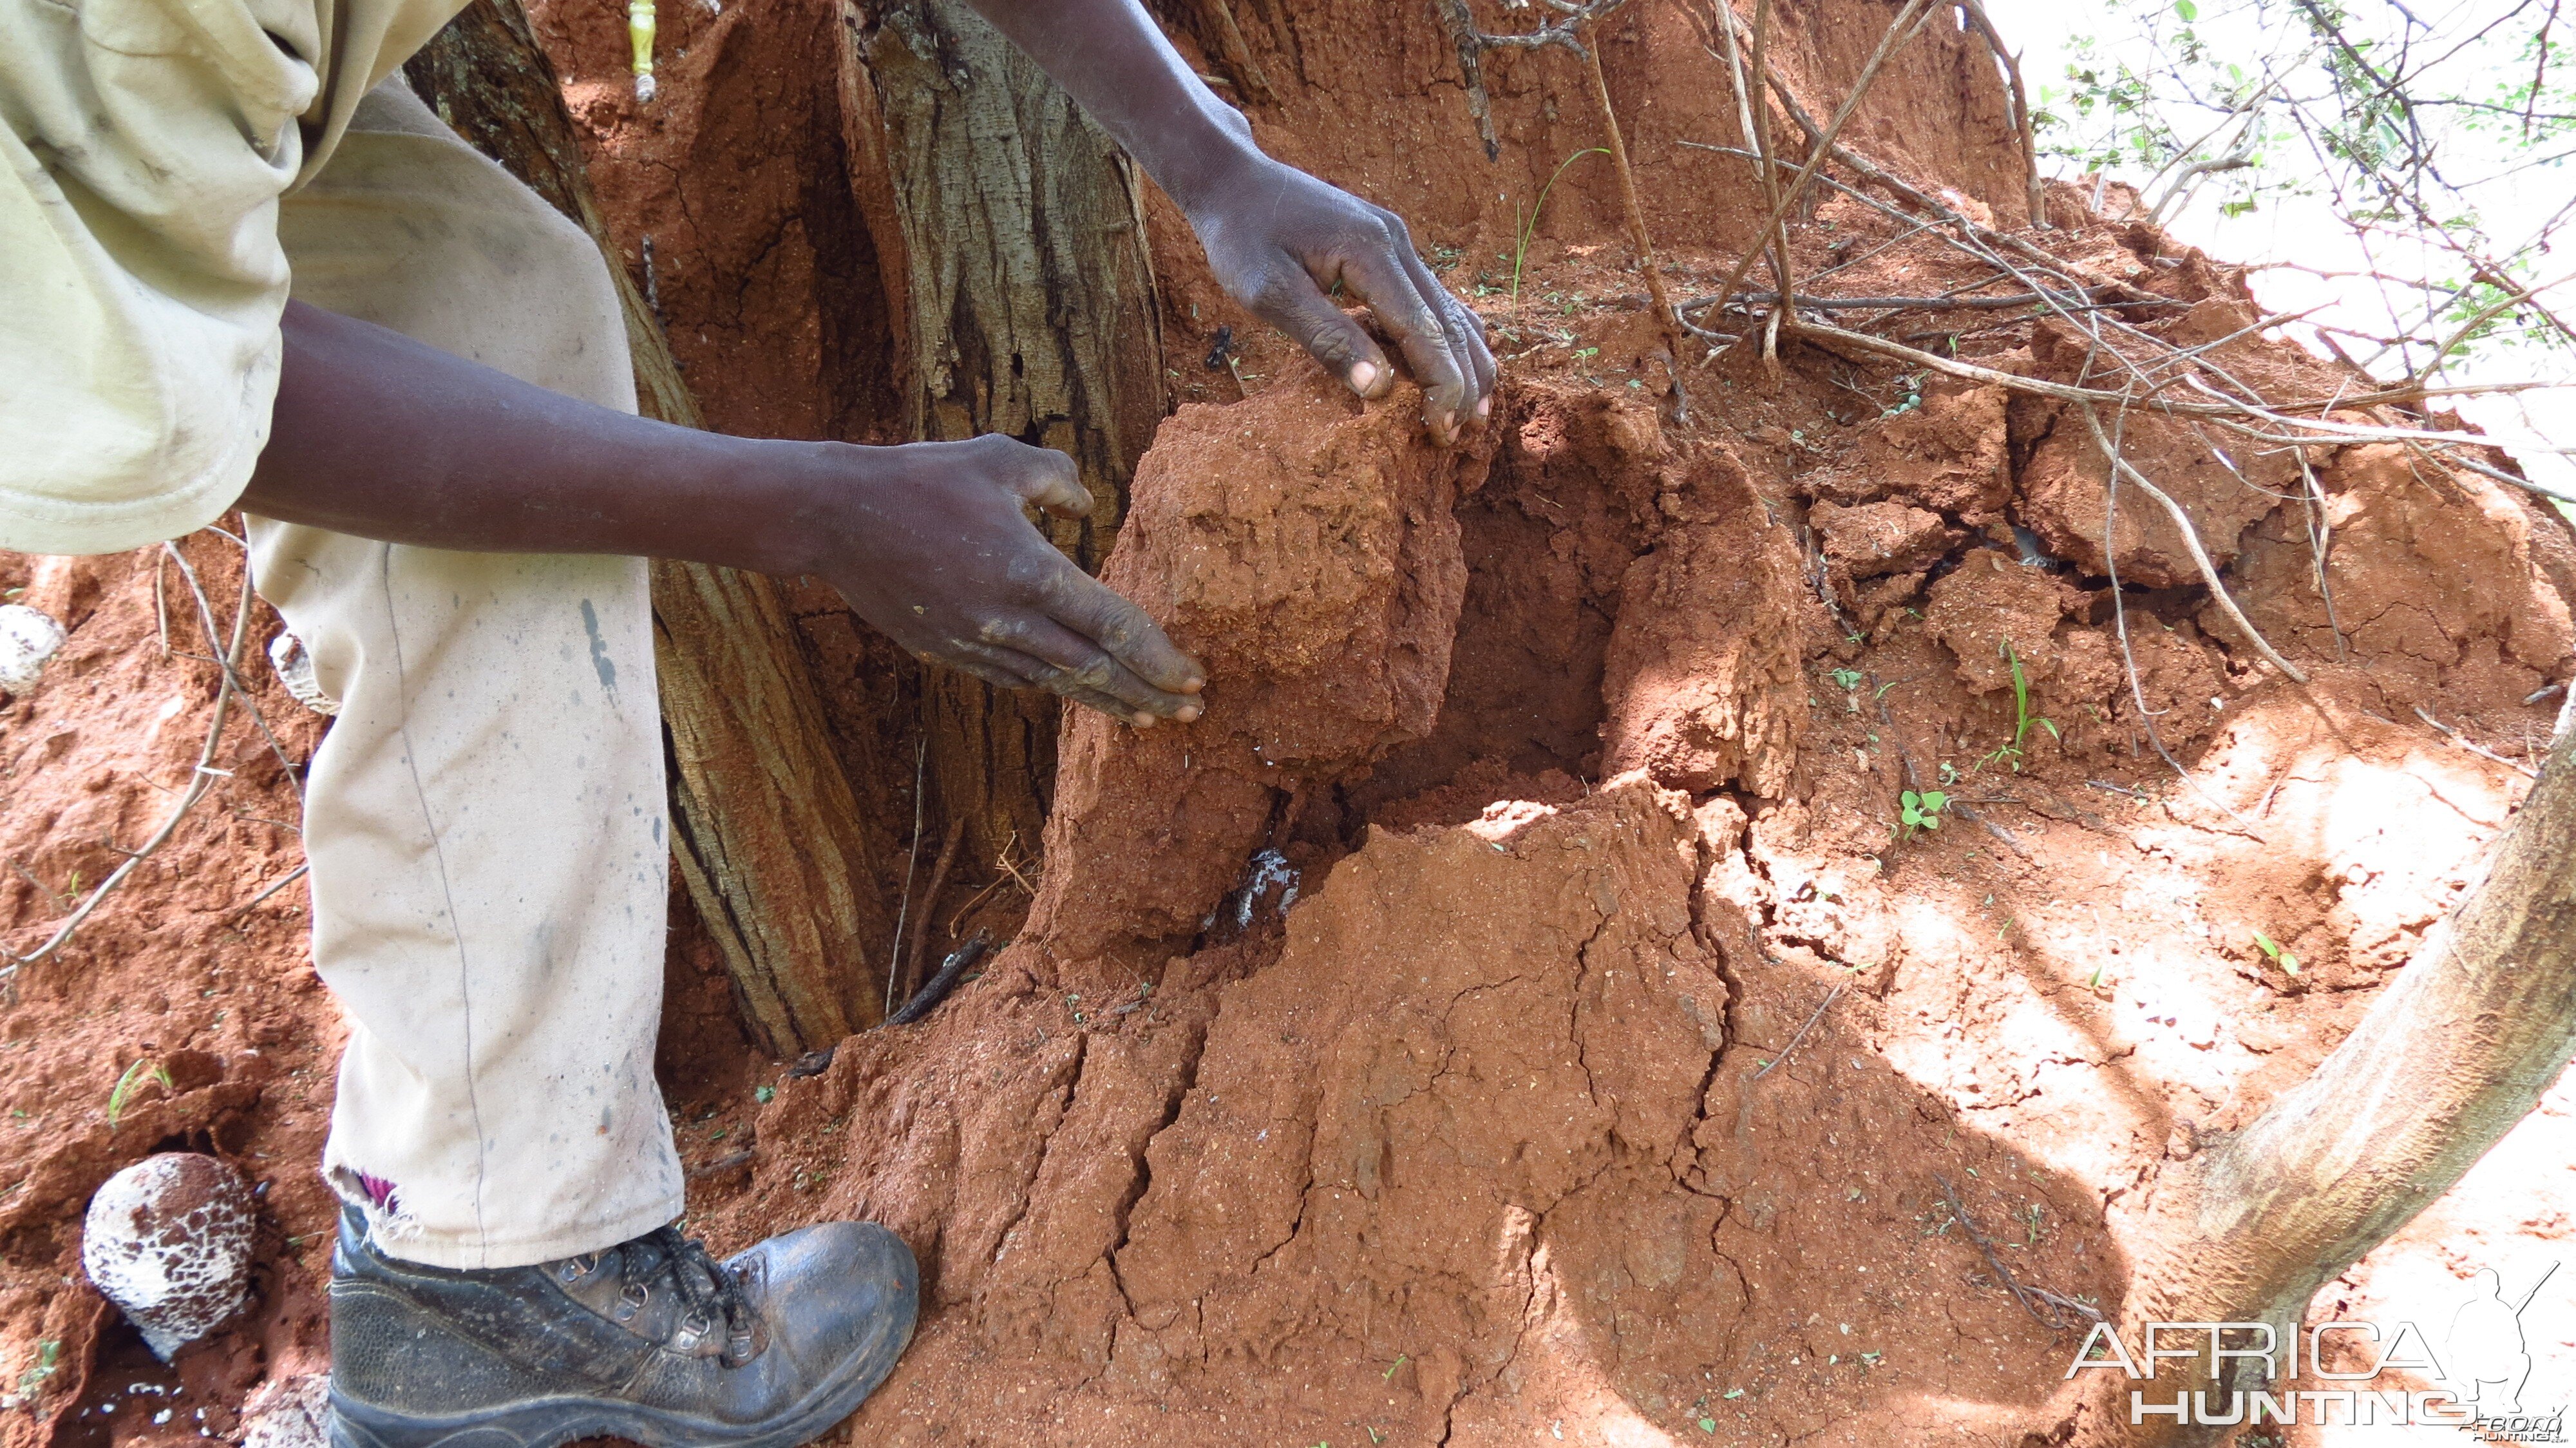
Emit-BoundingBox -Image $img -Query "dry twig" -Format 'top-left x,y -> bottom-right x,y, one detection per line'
905,817 -> 967,998
2076,404 -> 2309,684
1701,0 -> 1938,326
1936,1173 -> 2103,1330
3,536 -> 260,980
1750,982 -> 1844,1082
1578,37 -> 1692,415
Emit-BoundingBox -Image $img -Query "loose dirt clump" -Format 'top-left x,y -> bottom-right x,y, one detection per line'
1021,375 -> 1494,973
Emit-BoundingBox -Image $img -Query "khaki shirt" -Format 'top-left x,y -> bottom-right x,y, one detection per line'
0,0 -> 464,555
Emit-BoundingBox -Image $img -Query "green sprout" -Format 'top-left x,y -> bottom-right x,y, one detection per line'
2253,930 -> 2301,976
1982,640 -> 2058,773
107,1058 -> 171,1126
1511,148 -> 1611,312
14,1339 -> 59,1401
1900,789 -> 1949,840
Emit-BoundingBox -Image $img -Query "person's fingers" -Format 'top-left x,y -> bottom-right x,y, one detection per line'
934,645 -> 1040,693
1384,213 -> 1497,430
1440,278 -> 1497,424
939,636 -> 1146,723
1240,260 -> 1397,401
980,613 -> 1204,723
1038,569 -> 1206,697
976,436 -> 1092,520
1332,238 -> 1473,446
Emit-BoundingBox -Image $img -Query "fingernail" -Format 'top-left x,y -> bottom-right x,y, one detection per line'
1176,703 -> 1203,723
1133,712 -> 1158,729
1181,675 -> 1206,694
1350,361 -> 1379,393
1475,395 -> 1493,419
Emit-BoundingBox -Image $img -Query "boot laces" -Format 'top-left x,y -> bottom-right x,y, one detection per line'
620,1227 -> 755,1366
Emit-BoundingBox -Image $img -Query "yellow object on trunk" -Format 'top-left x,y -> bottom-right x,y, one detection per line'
627,0 -> 656,101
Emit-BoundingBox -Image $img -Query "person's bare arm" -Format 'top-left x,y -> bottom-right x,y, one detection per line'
238,3 -> 1472,726
241,301 -> 1204,723
961,0 -> 1497,444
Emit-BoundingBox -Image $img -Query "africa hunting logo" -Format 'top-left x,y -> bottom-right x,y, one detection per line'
2065,1262 -> 2565,1438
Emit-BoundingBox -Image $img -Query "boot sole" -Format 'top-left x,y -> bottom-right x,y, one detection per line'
327,1306 -> 914,1448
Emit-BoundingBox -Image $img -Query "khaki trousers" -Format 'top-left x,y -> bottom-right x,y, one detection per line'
249,79 -> 684,1270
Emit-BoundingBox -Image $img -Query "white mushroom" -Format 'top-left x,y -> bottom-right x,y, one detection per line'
0,604 -> 66,694
81,1154 -> 257,1362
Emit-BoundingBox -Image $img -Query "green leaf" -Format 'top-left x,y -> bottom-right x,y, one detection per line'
754,1085 -> 776,1104
1921,791 -> 1947,812
107,1059 -> 171,1127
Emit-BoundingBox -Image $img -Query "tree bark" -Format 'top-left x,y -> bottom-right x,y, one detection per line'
2081,708 -> 2576,1445
407,0 -> 893,1054
837,0 -> 1168,875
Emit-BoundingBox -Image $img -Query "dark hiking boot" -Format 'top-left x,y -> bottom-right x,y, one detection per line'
327,1208 -> 916,1448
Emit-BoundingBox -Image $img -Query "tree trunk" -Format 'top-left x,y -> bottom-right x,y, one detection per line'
837,0 -> 1168,875
406,0 -> 894,1054
2081,709 -> 2576,1445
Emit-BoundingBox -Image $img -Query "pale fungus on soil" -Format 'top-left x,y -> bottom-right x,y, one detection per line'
0,602 -> 66,694
81,1153 -> 258,1362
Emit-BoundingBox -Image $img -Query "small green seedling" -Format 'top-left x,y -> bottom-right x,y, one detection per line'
1511,148 -> 1610,312
1900,789 -> 1949,839
1830,668 -> 1864,691
1881,372 -> 1924,417
106,1058 -> 171,1127
2253,930 -> 2300,976
753,1084 -> 776,1105
15,1339 -> 60,1401
1981,640 -> 2058,773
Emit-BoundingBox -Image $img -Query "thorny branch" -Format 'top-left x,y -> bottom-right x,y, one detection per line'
1432,0 -> 1637,157
1441,0 -> 1636,60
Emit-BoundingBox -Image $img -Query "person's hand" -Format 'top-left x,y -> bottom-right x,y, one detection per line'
805,435 -> 1205,725
1188,157 -> 1497,446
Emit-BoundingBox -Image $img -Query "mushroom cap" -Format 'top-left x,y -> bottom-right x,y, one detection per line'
81,1153 -> 256,1361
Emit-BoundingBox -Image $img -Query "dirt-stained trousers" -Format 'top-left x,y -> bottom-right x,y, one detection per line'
246,77 -> 686,1270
